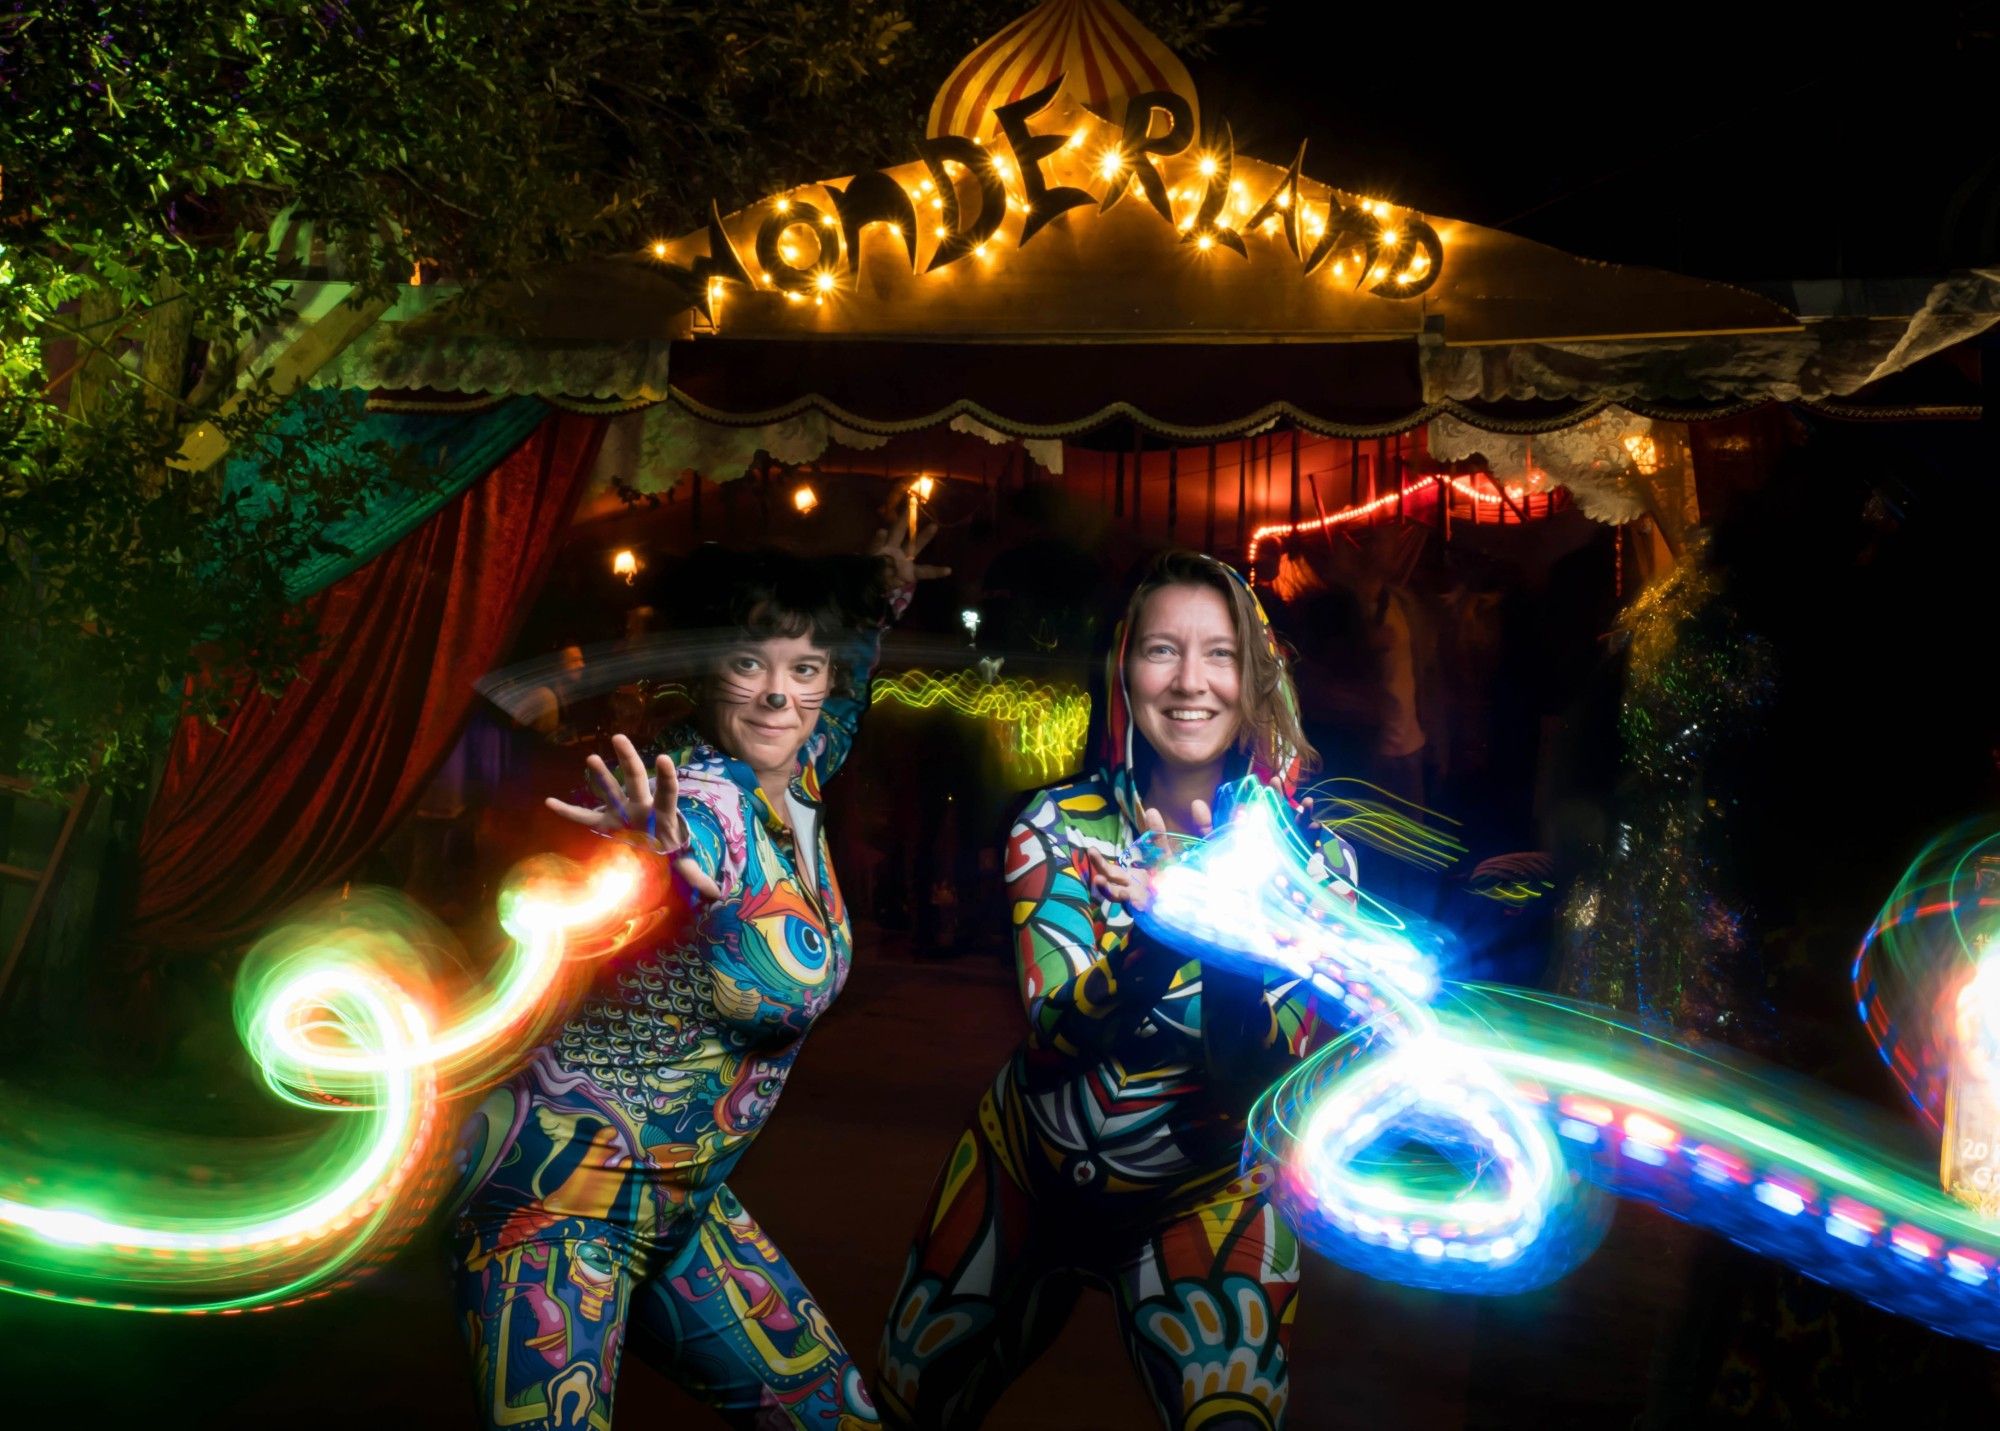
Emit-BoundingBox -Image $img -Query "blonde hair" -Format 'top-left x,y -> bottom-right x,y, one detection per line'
1120,550 -> 1318,777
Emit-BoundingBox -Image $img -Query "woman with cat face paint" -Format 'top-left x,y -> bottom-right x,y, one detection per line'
447,528 -> 946,1431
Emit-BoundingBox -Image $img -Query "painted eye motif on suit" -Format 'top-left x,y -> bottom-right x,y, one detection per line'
739,884 -> 831,983
790,921 -> 828,967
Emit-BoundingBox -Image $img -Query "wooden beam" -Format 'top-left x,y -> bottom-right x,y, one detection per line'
169,285 -> 392,473
0,784 -> 96,1004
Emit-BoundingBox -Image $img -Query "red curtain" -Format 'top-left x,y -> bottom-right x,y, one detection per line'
125,408 -> 606,952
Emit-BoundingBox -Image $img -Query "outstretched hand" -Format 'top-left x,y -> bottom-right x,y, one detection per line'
545,733 -> 724,900
868,522 -> 951,592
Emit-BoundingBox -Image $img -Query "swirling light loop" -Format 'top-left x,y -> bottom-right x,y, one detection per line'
1143,794 -> 2000,1345
0,847 -> 648,1313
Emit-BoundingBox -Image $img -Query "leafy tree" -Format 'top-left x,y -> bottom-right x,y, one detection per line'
1,0 -> 1248,795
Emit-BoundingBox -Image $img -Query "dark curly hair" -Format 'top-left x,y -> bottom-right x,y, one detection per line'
680,546 -> 884,701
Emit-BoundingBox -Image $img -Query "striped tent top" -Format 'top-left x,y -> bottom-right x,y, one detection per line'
926,0 -> 1200,143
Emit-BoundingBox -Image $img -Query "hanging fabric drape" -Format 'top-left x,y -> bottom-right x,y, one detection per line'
223,387 -> 550,600
125,408 -> 606,952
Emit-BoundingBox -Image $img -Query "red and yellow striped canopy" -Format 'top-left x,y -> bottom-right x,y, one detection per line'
926,0 -> 1200,142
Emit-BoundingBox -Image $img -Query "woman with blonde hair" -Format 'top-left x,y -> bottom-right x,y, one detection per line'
877,550 -> 1357,1431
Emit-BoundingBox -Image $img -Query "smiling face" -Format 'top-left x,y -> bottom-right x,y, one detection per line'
705,634 -> 833,777
1125,582 -> 1245,774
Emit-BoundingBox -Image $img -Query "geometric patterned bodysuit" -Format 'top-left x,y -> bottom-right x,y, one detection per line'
447,624 -> 890,1431
878,563 -> 1356,1431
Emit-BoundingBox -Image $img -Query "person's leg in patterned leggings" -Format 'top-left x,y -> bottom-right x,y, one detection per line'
876,1102 -> 1083,1430
1109,1168 -> 1302,1431
455,1217 -> 640,1431
629,1184 -> 880,1429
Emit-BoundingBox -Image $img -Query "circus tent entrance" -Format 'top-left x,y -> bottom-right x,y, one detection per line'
316,0 -> 1984,594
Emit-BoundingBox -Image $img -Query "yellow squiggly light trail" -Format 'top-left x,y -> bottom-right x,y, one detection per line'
869,670 -> 1090,781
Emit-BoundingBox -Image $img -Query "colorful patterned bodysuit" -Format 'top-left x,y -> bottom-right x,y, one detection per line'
448,625 -> 892,1430
878,570 -> 1356,1431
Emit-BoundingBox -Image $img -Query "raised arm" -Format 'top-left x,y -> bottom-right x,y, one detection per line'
806,523 -> 946,786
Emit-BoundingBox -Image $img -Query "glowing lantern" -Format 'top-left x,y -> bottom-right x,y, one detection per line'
611,549 -> 638,585
904,474 -> 937,541
1623,432 -> 1662,475
792,484 -> 820,515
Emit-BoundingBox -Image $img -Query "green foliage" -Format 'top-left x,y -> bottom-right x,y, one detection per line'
1556,533 -> 1776,1039
0,0 -> 1251,796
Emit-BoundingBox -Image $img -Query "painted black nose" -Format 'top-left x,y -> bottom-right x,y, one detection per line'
763,692 -> 789,710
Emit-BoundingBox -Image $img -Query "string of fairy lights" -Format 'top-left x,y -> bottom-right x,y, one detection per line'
650,78 -> 1446,318
1246,474 -> 1534,563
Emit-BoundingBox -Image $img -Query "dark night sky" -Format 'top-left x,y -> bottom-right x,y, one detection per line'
1189,2 -> 1997,284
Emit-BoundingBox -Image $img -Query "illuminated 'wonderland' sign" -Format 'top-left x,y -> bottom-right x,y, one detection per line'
666,75 -> 1442,320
